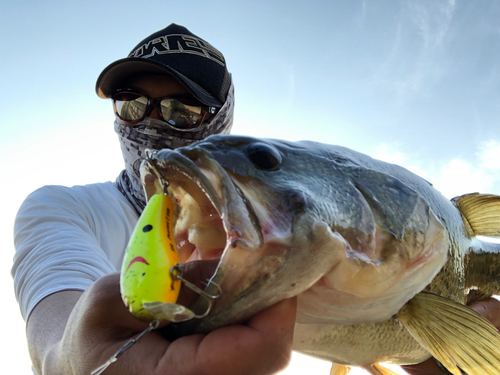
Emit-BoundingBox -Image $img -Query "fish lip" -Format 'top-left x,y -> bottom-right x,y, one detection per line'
142,149 -> 225,217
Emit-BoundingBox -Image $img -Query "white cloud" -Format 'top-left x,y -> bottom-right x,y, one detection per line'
435,139 -> 500,198
478,140 -> 500,170
436,159 -> 493,199
373,143 -> 406,165
373,140 -> 500,199
373,143 -> 430,179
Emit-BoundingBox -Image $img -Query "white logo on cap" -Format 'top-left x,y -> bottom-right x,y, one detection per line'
129,34 -> 225,66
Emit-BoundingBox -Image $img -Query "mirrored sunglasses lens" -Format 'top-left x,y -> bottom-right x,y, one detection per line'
160,99 -> 202,129
114,94 -> 148,121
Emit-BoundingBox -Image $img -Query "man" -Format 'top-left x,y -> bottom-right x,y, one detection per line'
13,24 -> 296,375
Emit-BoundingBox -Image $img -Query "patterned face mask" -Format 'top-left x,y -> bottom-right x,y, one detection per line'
115,80 -> 234,213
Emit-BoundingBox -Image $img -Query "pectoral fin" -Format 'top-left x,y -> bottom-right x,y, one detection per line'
363,363 -> 400,375
330,363 -> 351,375
397,291 -> 500,375
331,362 -> 399,375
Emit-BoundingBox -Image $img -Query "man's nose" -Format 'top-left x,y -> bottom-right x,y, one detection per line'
147,104 -> 163,120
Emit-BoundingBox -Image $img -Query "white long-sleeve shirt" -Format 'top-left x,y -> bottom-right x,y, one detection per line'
12,182 -> 138,320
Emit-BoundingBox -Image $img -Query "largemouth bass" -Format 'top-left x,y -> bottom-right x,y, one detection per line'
137,134 -> 500,375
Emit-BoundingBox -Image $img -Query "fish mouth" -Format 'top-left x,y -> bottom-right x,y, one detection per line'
139,148 -> 265,319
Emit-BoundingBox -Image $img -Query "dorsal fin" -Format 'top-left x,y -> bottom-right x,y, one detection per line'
451,193 -> 500,238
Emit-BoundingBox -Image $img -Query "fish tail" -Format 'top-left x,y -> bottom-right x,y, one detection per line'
397,291 -> 500,375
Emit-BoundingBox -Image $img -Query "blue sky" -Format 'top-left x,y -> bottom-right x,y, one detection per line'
2,1 -> 500,374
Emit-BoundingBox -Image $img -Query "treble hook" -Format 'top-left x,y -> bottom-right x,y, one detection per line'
170,263 -> 222,319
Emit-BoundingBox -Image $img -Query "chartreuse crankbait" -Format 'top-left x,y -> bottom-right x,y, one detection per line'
120,192 -> 187,322
120,150 -> 220,324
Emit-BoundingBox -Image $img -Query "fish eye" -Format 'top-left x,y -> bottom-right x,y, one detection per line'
245,142 -> 282,170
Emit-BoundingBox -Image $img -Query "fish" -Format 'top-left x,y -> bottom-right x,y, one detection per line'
137,134 -> 500,375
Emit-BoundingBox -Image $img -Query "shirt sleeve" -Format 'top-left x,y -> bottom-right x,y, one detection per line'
12,183 -> 137,320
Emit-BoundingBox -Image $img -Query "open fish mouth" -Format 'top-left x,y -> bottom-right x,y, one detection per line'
142,147 -> 264,253
139,147 -> 266,313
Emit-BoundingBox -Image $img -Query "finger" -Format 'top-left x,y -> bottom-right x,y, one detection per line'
160,297 -> 297,375
62,273 -> 170,374
243,297 -> 297,373
469,297 -> 500,330
89,261 -> 217,332
401,358 -> 447,374
75,273 -> 152,337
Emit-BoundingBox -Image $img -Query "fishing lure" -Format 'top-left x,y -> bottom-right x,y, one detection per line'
120,192 -> 188,322
120,150 -> 219,323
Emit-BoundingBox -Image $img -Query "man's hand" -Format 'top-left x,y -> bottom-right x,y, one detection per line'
28,268 -> 296,375
401,298 -> 500,374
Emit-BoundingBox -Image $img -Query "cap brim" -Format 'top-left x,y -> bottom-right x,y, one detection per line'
95,58 -> 222,108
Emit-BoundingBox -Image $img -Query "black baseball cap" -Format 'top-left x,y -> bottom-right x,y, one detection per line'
96,24 -> 231,108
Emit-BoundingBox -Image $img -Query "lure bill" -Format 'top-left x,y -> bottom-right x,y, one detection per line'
120,193 -> 195,323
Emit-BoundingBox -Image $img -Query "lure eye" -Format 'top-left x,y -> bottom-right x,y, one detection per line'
245,142 -> 282,170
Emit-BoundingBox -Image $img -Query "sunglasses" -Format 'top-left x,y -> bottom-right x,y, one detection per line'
112,90 -> 217,130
